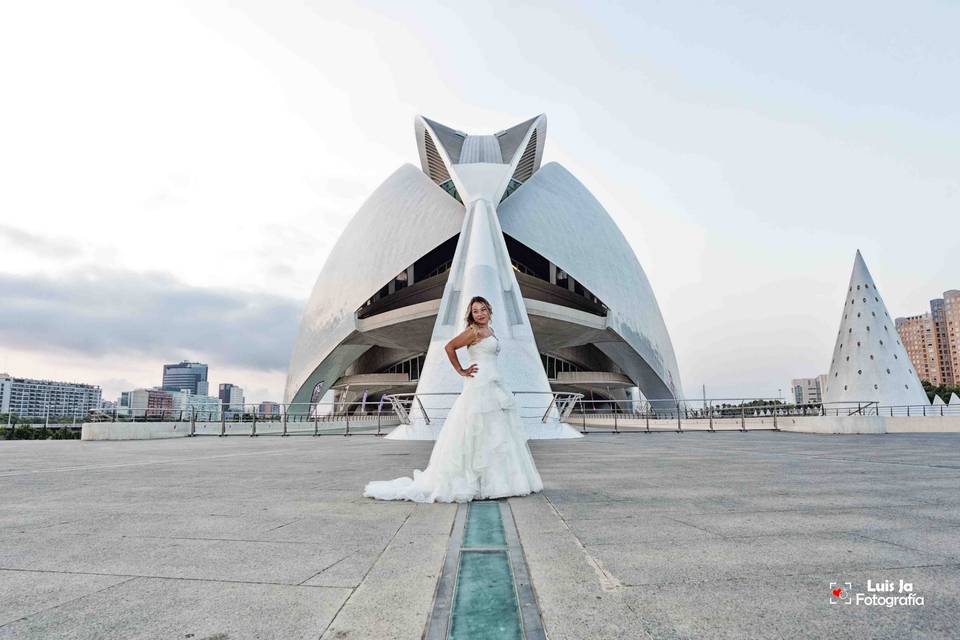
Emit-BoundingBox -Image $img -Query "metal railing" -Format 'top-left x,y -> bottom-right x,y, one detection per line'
566,397 -> 792,434
381,391 -> 583,425
4,395 -> 958,441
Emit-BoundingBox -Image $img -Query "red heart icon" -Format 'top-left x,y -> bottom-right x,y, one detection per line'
832,588 -> 843,598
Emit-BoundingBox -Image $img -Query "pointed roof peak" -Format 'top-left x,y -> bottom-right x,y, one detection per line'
848,249 -> 878,292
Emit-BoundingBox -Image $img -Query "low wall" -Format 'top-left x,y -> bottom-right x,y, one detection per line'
565,414 -> 960,435
565,416 -> 782,431
81,418 -> 398,441
886,416 -> 960,433
82,422 -> 195,440
775,415 -> 885,434
82,415 -> 960,441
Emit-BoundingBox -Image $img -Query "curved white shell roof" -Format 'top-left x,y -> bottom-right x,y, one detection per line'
498,162 -> 683,399
822,251 -> 928,407
285,119 -> 684,409
283,164 -> 464,405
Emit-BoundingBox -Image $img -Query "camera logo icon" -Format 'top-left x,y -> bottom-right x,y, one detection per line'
830,582 -> 852,605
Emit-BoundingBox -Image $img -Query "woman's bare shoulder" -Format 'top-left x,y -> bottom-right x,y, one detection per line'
448,325 -> 480,349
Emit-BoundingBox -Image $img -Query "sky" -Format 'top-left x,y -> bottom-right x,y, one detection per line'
1,0 -> 957,404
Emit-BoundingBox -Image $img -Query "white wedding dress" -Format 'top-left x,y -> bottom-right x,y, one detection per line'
364,334 -> 543,503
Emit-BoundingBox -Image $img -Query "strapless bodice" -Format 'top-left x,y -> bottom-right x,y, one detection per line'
467,334 -> 500,359
465,335 -> 501,385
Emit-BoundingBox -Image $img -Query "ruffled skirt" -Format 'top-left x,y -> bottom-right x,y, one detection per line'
363,377 -> 543,503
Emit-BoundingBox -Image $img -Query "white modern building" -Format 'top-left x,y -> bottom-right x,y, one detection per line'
822,251 -> 929,408
1,373 -> 102,419
285,115 -> 683,437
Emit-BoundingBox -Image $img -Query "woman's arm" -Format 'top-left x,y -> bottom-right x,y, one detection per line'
445,327 -> 479,377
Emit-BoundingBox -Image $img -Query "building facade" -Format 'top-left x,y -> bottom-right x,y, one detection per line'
219,384 -> 245,416
167,390 -> 221,420
285,114 -> 683,438
118,388 -> 173,418
896,314 -> 942,385
258,401 -> 280,417
791,376 -> 824,405
0,373 -> 102,419
895,290 -> 960,386
162,361 -> 209,395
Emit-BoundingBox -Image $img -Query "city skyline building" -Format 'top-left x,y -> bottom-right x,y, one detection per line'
258,401 -> 280,417
1,373 -> 102,419
162,361 -> 209,395
219,383 -> 245,416
896,290 -> 960,386
895,314 -> 942,385
119,388 -> 173,418
284,114 -> 683,438
791,376 -> 825,405
168,390 -> 221,420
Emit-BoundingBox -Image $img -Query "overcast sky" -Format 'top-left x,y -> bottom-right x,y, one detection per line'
1,1 -> 957,403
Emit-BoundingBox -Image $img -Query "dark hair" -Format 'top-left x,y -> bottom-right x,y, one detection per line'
464,296 -> 493,329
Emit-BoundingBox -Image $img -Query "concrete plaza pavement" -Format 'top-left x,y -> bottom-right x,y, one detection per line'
1,431 -> 959,639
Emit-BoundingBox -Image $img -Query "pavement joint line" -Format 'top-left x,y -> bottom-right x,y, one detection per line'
0,575 -> 138,630
0,566 -> 357,589
848,530 -> 960,559
650,442 -> 960,471
7,531 -> 388,549
296,552 -> 357,586
708,522 -> 960,542
261,518 -> 301,532
580,528 -> 960,549
547,501 -> 937,519
0,449 -> 299,477
543,501 -> 955,518
542,494 -> 622,591
657,514 -> 731,539
318,511 -> 412,637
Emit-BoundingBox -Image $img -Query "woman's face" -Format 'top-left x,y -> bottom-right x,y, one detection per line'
471,302 -> 489,325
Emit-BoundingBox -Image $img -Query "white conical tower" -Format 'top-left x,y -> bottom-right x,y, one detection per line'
932,394 -> 946,406
947,392 -> 960,415
388,115 -> 579,440
822,251 -> 928,409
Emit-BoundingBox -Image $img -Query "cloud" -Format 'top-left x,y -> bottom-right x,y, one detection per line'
0,268 -> 303,372
0,224 -> 82,258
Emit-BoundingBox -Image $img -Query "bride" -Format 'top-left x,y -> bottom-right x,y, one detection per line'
364,296 -> 543,503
